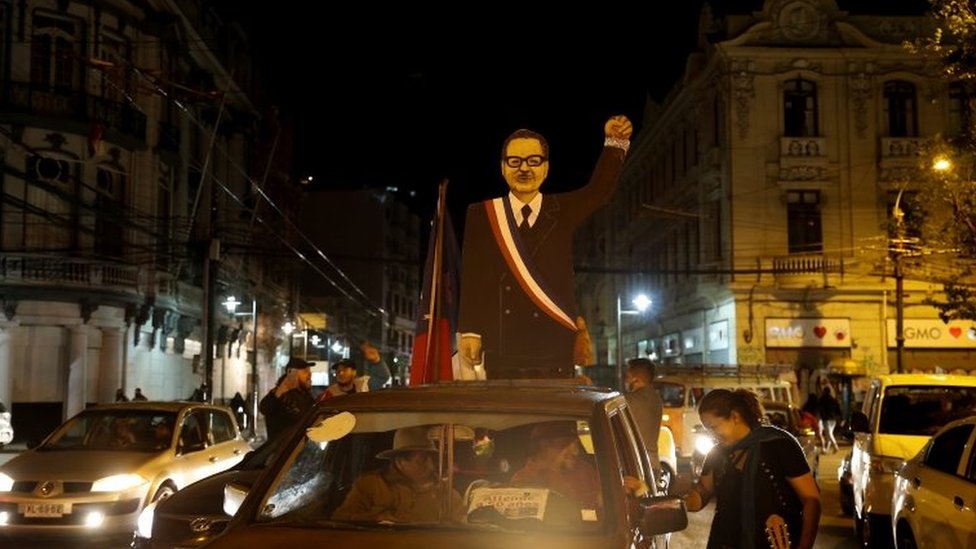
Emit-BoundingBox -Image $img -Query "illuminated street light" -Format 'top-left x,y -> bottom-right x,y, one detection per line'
222,295 -> 258,438
932,155 -> 953,173
616,293 -> 652,391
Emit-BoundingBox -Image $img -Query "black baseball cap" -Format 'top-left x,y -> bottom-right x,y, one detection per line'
331,358 -> 357,371
285,357 -> 315,370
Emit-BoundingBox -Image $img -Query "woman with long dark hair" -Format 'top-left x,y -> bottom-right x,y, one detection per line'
684,389 -> 821,549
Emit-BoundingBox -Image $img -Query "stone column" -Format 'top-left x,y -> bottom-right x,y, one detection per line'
97,327 -> 123,403
0,325 -> 12,408
65,325 -> 89,417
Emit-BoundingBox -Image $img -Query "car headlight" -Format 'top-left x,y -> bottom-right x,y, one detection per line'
91,473 -> 147,492
0,473 -> 12,492
694,434 -> 715,455
869,455 -> 904,475
136,500 -> 157,539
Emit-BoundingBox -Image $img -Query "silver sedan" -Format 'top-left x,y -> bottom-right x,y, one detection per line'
0,401 -> 251,545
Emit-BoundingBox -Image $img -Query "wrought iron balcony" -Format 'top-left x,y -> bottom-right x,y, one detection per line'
0,82 -> 147,144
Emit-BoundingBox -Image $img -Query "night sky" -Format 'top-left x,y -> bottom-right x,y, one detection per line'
227,3 -> 706,226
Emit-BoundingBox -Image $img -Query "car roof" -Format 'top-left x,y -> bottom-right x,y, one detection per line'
317,380 -> 621,416
80,401 -> 230,413
873,374 -> 976,388
655,375 -> 790,387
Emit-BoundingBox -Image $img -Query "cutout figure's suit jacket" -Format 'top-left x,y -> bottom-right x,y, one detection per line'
458,145 -> 625,379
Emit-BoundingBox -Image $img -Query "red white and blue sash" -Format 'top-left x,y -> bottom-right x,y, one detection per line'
484,198 -> 577,332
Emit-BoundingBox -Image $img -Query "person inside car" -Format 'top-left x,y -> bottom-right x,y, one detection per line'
110,418 -> 138,448
332,425 -> 464,523
510,421 -> 604,509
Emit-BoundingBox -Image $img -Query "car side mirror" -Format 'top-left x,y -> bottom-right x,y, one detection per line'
850,411 -> 869,433
639,495 -> 688,536
223,482 -> 249,516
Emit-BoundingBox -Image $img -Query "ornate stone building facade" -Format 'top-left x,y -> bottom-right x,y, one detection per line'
0,0 -> 296,440
576,0 -> 970,395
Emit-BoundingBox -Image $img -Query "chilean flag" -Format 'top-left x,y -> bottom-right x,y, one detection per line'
410,181 -> 460,385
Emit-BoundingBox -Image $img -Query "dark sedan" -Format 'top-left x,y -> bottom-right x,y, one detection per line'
133,436 -> 282,548
200,380 -> 687,548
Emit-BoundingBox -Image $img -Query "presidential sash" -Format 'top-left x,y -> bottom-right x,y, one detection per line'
484,198 -> 577,332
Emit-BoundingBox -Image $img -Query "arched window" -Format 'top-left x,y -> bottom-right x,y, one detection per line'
948,82 -> 972,137
884,81 -> 918,137
783,78 -> 819,137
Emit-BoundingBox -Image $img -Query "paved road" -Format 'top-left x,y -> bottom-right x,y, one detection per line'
670,444 -> 859,548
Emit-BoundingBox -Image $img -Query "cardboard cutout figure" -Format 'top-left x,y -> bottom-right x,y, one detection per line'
458,116 -> 632,379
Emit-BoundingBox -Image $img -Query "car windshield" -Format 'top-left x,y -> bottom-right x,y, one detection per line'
41,409 -> 177,452
655,382 -> 686,407
879,386 -> 976,436
257,410 -> 606,533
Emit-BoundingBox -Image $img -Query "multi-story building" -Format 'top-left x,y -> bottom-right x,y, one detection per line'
0,0 -> 297,440
299,189 -> 420,383
577,0 -> 972,398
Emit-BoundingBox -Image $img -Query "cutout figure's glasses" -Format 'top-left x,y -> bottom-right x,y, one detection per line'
503,155 -> 547,169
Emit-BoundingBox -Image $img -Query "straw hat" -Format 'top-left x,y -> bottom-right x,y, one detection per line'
377,426 -> 437,459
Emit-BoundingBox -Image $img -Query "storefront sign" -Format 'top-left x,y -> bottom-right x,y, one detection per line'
886,319 -> 976,348
709,320 -> 729,350
765,318 -> 850,348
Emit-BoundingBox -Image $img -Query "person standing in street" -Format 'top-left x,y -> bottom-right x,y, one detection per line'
360,341 -> 392,391
624,358 -> 663,481
319,358 -> 369,400
818,385 -> 842,453
684,389 -> 821,549
259,357 -> 315,440
133,388 -> 148,401
114,388 -> 128,402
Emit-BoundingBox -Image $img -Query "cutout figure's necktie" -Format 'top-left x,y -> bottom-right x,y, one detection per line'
519,204 -> 532,233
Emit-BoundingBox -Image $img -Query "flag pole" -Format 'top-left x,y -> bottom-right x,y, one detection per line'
422,179 -> 449,381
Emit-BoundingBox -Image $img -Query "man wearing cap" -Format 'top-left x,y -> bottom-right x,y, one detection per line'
332,425 -> 464,523
319,358 -> 371,400
259,357 -> 314,440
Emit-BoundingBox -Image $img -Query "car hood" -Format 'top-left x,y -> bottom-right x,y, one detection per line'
206,526 -> 623,548
1,449 -> 163,480
875,434 -> 929,461
158,469 -> 262,516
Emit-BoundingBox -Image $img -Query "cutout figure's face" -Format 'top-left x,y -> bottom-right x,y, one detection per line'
501,138 -> 549,200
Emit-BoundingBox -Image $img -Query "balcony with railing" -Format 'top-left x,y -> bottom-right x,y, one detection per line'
769,253 -> 845,286
0,82 -> 147,145
0,254 -> 140,295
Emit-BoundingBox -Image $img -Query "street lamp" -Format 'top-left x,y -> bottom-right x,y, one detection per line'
222,296 -> 258,438
616,293 -> 651,391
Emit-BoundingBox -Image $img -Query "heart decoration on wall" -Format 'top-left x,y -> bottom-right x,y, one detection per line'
813,326 -> 827,339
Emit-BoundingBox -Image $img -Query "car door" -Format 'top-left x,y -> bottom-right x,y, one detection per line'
852,380 -> 880,516
610,406 -> 655,549
174,409 -> 211,485
960,430 -> 976,547
200,408 -> 247,475
912,423 -> 974,548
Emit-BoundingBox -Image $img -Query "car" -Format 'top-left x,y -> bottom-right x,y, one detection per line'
133,435 -> 284,548
892,415 -> 976,549
657,426 -> 677,494
690,401 -> 820,480
0,401 -> 251,546
850,374 -> 976,547
204,380 -> 688,548
838,450 -> 854,516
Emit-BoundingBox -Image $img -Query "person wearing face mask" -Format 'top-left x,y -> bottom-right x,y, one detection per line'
684,389 -> 821,549
332,426 -> 464,523
457,116 -> 633,380
259,357 -> 315,440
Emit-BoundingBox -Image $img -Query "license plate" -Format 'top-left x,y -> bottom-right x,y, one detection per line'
21,502 -> 69,517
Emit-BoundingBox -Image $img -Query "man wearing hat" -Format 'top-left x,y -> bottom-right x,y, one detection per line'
259,357 -> 315,440
332,425 -> 464,523
319,358 -> 371,400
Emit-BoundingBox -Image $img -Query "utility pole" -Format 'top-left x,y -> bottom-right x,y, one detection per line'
890,191 -> 918,374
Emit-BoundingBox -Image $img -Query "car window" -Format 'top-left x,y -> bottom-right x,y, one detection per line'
179,412 -> 206,453
610,410 -> 644,484
655,382 -> 686,407
256,411 -> 606,532
924,424 -> 974,475
207,410 -> 236,444
41,409 -> 176,452
879,386 -> 976,436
